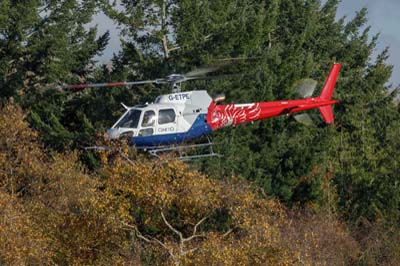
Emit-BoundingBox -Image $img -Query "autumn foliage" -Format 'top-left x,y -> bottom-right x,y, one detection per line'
0,103 -> 396,265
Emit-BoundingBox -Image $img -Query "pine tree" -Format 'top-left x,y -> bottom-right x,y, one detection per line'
1,0 -> 110,150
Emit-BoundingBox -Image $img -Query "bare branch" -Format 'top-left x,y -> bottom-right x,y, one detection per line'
161,35 -> 180,58
182,234 -> 206,243
136,230 -> 153,243
161,211 -> 184,242
124,212 -> 209,261
181,247 -> 198,256
162,35 -> 170,59
151,237 -> 176,259
182,215 -> 208,243
192,215 -> 208,236
168,46 -> 180,52
123,222 -> 175,259
223,228 -> 234,238
123,223 -> 149,240
121,154 -> 136,166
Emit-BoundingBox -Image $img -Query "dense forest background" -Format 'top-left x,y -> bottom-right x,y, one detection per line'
1,0 -> 399,265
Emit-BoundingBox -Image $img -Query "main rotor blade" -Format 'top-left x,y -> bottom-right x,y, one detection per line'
186,73 -> 241,81
56,80 -> 160,90
184,57 -> 260,79
294,79 -> 318,98
185,66 -> 221,78
214,56 -> 264,62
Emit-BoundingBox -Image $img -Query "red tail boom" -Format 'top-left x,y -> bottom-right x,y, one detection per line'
207,64 -> 341,130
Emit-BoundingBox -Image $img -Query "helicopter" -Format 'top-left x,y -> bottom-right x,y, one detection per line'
59,63 -> 341,160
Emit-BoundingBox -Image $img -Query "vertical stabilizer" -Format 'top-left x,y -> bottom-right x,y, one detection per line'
319,63 -> 341,100
318,63 -> 341,124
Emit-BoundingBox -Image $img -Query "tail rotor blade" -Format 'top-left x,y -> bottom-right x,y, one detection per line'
294,79 -> 318,98
294,113 -> 314,126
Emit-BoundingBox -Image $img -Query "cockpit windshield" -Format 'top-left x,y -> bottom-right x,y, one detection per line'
116,109 -> 141,128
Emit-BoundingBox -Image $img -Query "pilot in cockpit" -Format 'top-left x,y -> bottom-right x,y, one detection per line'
142,111 -> 156,127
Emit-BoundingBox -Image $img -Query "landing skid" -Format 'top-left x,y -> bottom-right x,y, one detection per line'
85,137 -> 220,161
135,136 -> 221,161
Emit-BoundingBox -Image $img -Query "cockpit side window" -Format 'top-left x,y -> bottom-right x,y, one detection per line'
142,110 -> 156,127
158,109 -> 176,124
116,109 -> 141,128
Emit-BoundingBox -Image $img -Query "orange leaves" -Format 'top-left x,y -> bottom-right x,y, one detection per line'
180,182 -> 290,266
280,210 -> 360,266
99,151 -> 292,265
101,152 -> 221,222
0,103 -> 366,265
0,191 -> 53,265
0,103 -> 134,265
0,103 -> 47,196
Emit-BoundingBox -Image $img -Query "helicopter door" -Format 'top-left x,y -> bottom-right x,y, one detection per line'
157,108 -> 177,135
138,110 -> 156,137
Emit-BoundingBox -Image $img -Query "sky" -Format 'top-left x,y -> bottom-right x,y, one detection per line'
336,0 -> 400,86
95,1 -> 400,87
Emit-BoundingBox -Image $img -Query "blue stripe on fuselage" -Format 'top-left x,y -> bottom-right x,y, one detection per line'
131,114 -> 212,146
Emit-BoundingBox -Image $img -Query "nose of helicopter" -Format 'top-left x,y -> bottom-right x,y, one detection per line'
106,128 -> 121,139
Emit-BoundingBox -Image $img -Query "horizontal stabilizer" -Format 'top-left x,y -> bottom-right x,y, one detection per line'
318,105 -> 334,124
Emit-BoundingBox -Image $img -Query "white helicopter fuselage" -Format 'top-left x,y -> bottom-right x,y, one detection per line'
107,90 -> 214,146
